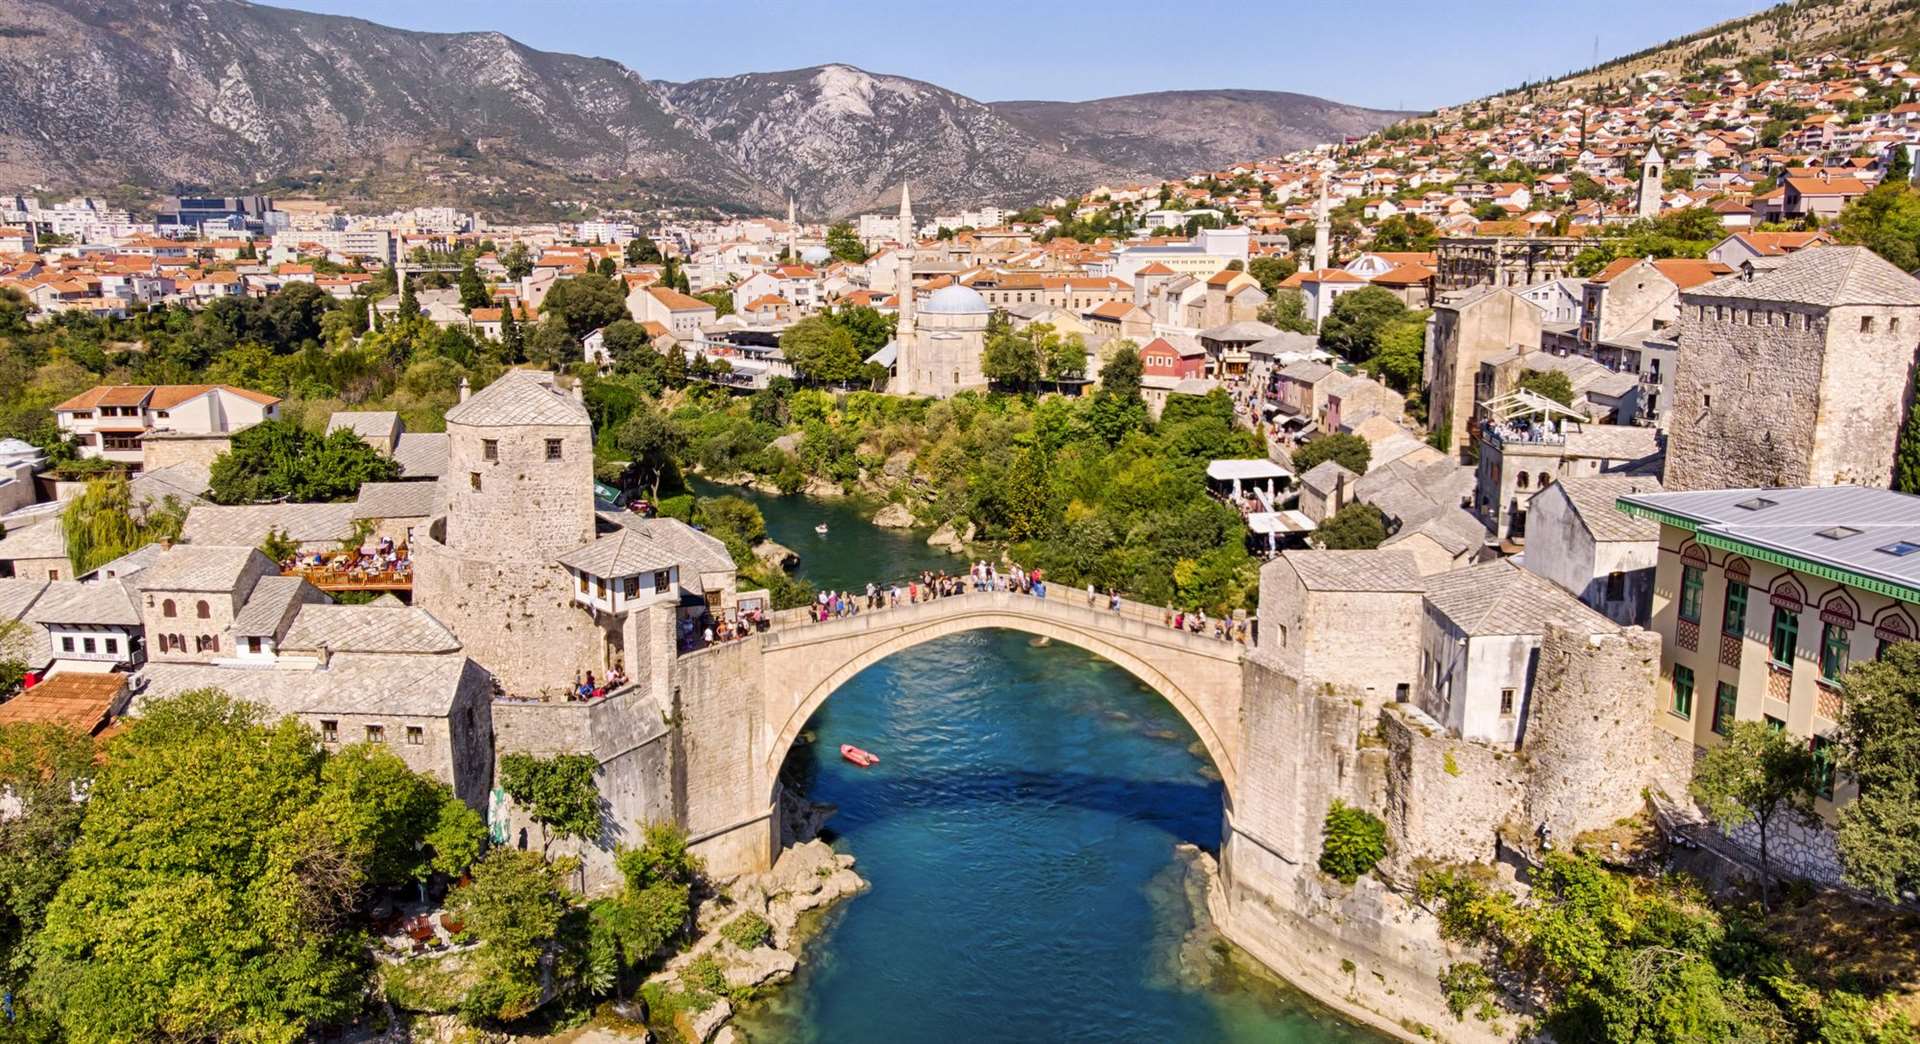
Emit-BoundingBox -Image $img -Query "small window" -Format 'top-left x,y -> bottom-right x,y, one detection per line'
195,600 -> 210,619
1499,687 -> 1516,716
365,724 -> 385,744
546,438 -> 564,461
577,573 -> 589,594
1679,565 -> 1705,624
1771,606 -> 1800,666
45,570 -> 55,581
1734,496 -> 1777,511
321,720 -> 338,743
1703,393 -> 1712,409
624,576 -> 639,598
654,569 -> 671,594
1821,622 -> 1851,681
1672,664 -> 1695,718
1605,571 -> 1626,601
59,636 -> 73,653
82,637 -> 95,654
1861,315 -> 1876,334
1879,540 -> 1920,557
469,472 -> 482,492
406,725 -> 424,746
482,439 -> 498,462
1712,682 -> 1737,736
1816,525 -> 1861,540
162,599 -> 177,618
247,636 -> 262,654
1812,735 -> 1836,800
1723,582 -> 1748,637
103,638 -> 116,654
1894,318 -> 1904,335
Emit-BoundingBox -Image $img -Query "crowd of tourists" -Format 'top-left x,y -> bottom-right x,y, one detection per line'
567,664 -> 628,701
1164,606 -> 1250,644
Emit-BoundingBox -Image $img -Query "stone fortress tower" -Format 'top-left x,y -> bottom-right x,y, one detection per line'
411,370 -> 604,697
1636,145 -> 1664,220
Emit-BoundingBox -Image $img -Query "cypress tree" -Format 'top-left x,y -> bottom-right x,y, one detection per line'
1896,379 -> 1920,494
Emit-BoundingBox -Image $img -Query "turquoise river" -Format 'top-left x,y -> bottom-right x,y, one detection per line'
693,481 -> 1384,1043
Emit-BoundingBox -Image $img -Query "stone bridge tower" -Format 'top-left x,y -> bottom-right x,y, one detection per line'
412,370 -> 604,697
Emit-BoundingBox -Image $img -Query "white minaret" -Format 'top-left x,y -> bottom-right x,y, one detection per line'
786,196 -> 797,259
896,183 -> 916,334
1637,146 -> 1664,220
1311,177 -> 1331,273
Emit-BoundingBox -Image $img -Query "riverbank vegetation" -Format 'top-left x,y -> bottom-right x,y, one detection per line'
608,347 -> 1262,613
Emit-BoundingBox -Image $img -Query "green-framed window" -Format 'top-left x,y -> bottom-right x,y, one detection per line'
1820,623 -> 1851,682
1770,606 -> 1799,666
1679,565 -> 1705,624
1722,582 -> 1748,637
1711,682 -> 1737,736
1672,664 -> 1695,718
1811,735 -> 1836,801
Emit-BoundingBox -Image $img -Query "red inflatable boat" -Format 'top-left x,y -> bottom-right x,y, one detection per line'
840,744 -> 880,767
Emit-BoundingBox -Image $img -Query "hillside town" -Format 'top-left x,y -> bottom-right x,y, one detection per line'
6,9 -> 1920,1044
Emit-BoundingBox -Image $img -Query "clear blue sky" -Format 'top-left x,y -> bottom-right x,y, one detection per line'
272,0 -> 1769,110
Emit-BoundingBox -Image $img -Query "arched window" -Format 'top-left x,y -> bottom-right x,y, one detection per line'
1515,472 -> 1530,490
195,600 -> 210,619
162,599 -> 176,618
1538,472 -> 1552,488
1875,607 -> 1916,658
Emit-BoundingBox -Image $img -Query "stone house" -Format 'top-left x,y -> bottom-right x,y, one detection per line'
1418,559 -> 1619,748
1474,411 -> 1661,544
1522,475 -> 1663,627
1426,287 -> 1542,459
1665,247 -> 1920,492
1138,336 -> 1207,381
1255,550 -> 1426,722
1616,484 -> 1920,884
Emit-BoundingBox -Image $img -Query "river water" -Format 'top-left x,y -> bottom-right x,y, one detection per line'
692,481 -> 1380,1043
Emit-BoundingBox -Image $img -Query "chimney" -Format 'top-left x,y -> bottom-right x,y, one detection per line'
317,643 -> 331,669
572,380 -> 585,405
459,377 -> 471,403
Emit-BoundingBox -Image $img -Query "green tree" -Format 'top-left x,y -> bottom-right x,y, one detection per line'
450,849 -> 572,1022
499,301 -> 524,361
31,690 -> 436,1040
541,272 -> 631,342
209,421 -> 399,505
596,255 -> 617,278
499,752 -> 601,856
61,476 -> 188,575
0,723 -> 95,998
1291,432 -> 1371,475
1315,502 -> 1388,550
312,744 -> 484,889
1089,342 -> 1148,444
826,222 -> 869,263
599,319 -> 653,373
1318,286 -> 1408,363
780,315 -> 862,384
1246,255 -> 1299,294
457,260 -> 490,312
1318,800 -> 1388,884
397,272 -> 419,319
1364,315 -> 1428,393
1371,214 -> 1439,251
596,822 -> 702,978
1834,642 -> 1920,901
1691,719 -> 1817,911
1516,369 -> 1576,407
616,400 -> 684,500
1835,182 -> 1920,270
1898,375 -> 1920,495
625,237 -> 663,266
1258,288 -> 1316,335
501,242 -> 533,280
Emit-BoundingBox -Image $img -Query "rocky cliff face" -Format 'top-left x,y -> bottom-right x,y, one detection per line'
0,0 -> 1407,217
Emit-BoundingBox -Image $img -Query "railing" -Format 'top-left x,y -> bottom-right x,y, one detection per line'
284,566 -> 413,592
764,584 -> 1249,658
1482,423 -> 1567,446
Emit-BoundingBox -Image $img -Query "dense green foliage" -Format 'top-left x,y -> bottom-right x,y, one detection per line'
60,475 -> 188,575
1290,432 -> 1371,475
1835,643 -> 1920,902
1836,182 -> 1920,271
209,419 -> 400,504
0,723 -> 95,1013
1515,369 -> 1576,407
982,321 -> 1086,387
1420,853 -> 1916,1043
1258,289 -> 1315,335
1318,287 -> 1409,363
498,752 -> 602,855
1315,502 -> 1388,550
28,690 -> 481,1040
453,849 -> 574,1022
1569,207 -> 1726,276
1318,800 -> 1387,884
1691,720 -> 1817,912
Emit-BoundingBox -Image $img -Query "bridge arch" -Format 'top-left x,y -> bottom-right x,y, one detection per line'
758,596 -> 1245,808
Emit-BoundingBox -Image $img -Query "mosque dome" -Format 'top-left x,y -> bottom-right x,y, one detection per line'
921,283 -> 991,315
799,245 -> 831,265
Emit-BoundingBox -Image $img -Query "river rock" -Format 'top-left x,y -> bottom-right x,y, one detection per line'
927,521 -> 964,552
753,540 -> 799,572
724,944 -> 798,989
768,432 -> 803,455
711,1029 -> 739,1044
679,997 -> 732,1044
802,477 -> 843,498
871,502 -> 915,528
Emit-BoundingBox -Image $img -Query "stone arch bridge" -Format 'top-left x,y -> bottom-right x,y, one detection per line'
677,590 -> 1248,875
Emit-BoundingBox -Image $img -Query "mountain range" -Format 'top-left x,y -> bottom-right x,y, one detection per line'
0,0 -> 1409,218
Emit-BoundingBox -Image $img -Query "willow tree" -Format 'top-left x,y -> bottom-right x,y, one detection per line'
60,476 -> 186,576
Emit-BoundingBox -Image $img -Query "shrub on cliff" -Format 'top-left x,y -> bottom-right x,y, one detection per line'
1318,800 -> 1388,884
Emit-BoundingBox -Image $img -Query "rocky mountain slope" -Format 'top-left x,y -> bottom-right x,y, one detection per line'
0,0 -> 1405,217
